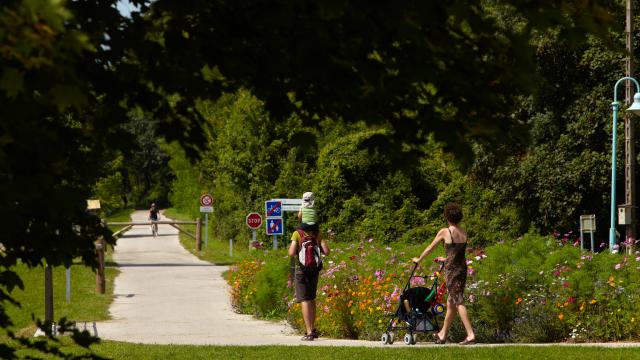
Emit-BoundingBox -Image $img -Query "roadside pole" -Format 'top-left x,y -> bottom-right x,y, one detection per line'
205,213 -> 209,248
199,193 -> 214,249
45,263 -> 53,326
65,267 -> 71,303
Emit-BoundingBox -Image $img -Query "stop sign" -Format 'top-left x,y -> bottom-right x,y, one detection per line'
246,212 -> 263,229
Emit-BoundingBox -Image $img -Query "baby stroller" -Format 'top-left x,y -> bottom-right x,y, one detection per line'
381,262 -> 446,345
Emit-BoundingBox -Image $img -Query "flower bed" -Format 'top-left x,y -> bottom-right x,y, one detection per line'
226,233 -> 640,342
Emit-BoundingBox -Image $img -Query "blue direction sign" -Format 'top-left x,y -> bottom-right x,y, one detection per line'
266,218 -> 283,235
265,200 -> 282,217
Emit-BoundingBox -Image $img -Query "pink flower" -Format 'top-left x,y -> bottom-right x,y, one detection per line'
615,263 -> 622,270
563,281 -> 570,288
375,270 -> 384,281
467,268 -> 475,276
410,276 -> 426,287
568,297 -> 576,303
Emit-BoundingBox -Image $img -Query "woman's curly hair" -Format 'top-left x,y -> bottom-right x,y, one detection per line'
444,203 -> 463,224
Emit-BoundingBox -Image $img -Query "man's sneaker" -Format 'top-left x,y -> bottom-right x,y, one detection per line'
301,334 -> 314,341
311,329 -> 320,338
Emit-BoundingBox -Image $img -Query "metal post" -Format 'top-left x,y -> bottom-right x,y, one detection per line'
229,238 -> 233,257
205,213 -> 209,248
44,263 -> 53,325
251,229 -> 257,248
611,77 -> 640,252
590,231 -> 595,254
65,267 -> 71,304
273,235 -> 278,250
611,101 -> 620,252
580,229 -> 584,250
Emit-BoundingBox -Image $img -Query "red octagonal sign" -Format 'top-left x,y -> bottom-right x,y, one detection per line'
246,212 -> 263,229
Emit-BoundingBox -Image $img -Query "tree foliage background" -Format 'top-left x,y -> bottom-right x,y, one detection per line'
0,0 -> 633,357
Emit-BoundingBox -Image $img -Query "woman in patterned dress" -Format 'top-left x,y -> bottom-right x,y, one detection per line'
411,203 -> 476,345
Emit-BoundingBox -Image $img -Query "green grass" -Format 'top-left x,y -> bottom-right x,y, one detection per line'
12,340 -> 640,360
5,261 -> 118,335
104,207 -> 136,233
163,208 -> 255,265
3,209 -> 132,338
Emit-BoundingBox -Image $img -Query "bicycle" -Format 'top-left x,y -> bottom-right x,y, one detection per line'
150,221 -> 158,238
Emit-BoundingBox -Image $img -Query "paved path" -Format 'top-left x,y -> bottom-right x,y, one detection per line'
94,211 -> 640,348
95,211 -> 374,346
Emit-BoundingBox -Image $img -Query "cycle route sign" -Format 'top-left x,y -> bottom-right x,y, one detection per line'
265,200 -> 283,235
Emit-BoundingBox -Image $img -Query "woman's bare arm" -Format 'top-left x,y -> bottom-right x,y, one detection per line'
411,228 -> 447,263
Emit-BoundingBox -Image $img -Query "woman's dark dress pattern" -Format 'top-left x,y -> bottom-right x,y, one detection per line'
444,231 -> 467,305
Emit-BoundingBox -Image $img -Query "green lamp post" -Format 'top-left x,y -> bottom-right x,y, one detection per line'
610,77 -> 640,252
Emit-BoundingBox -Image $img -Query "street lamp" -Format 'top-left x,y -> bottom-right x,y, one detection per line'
610,77 -> 640,253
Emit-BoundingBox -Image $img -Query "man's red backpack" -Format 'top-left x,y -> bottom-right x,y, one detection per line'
297,229 -> 323,273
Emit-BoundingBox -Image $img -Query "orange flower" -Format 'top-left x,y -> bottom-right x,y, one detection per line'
515,297 -> 523,305
558,313 -> 564,320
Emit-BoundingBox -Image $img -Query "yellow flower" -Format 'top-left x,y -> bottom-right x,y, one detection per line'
608,276 -> 615,287
579,303 -> 585,312
558,313 -> 564,321
590,299 -> 597,305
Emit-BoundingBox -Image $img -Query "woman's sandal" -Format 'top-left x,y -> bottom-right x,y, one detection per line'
301,334 -> 314,341
433,333 -> 446,344
459,338 -> 476,345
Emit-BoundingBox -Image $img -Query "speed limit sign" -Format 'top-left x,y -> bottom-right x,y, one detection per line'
200,194 -> 214,207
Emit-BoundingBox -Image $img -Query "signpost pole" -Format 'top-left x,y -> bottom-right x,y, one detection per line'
205,213 -> 209,248
229,238 -> 233,257
273,235 -> 278,250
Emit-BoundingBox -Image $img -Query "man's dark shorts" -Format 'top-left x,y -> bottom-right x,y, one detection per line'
295,269 -> 319,302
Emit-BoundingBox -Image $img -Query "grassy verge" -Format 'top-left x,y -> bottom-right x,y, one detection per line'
13,340 -> 640,360
104,207 -> 137,233
4,209 -> 133,338
163,208 -> 254,265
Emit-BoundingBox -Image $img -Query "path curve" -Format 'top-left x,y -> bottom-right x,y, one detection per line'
94,211 -> 374,346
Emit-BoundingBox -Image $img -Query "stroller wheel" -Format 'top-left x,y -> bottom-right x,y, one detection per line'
404,333 -> 415,345
433,303 -> 445,315
381,332 -> 394,345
